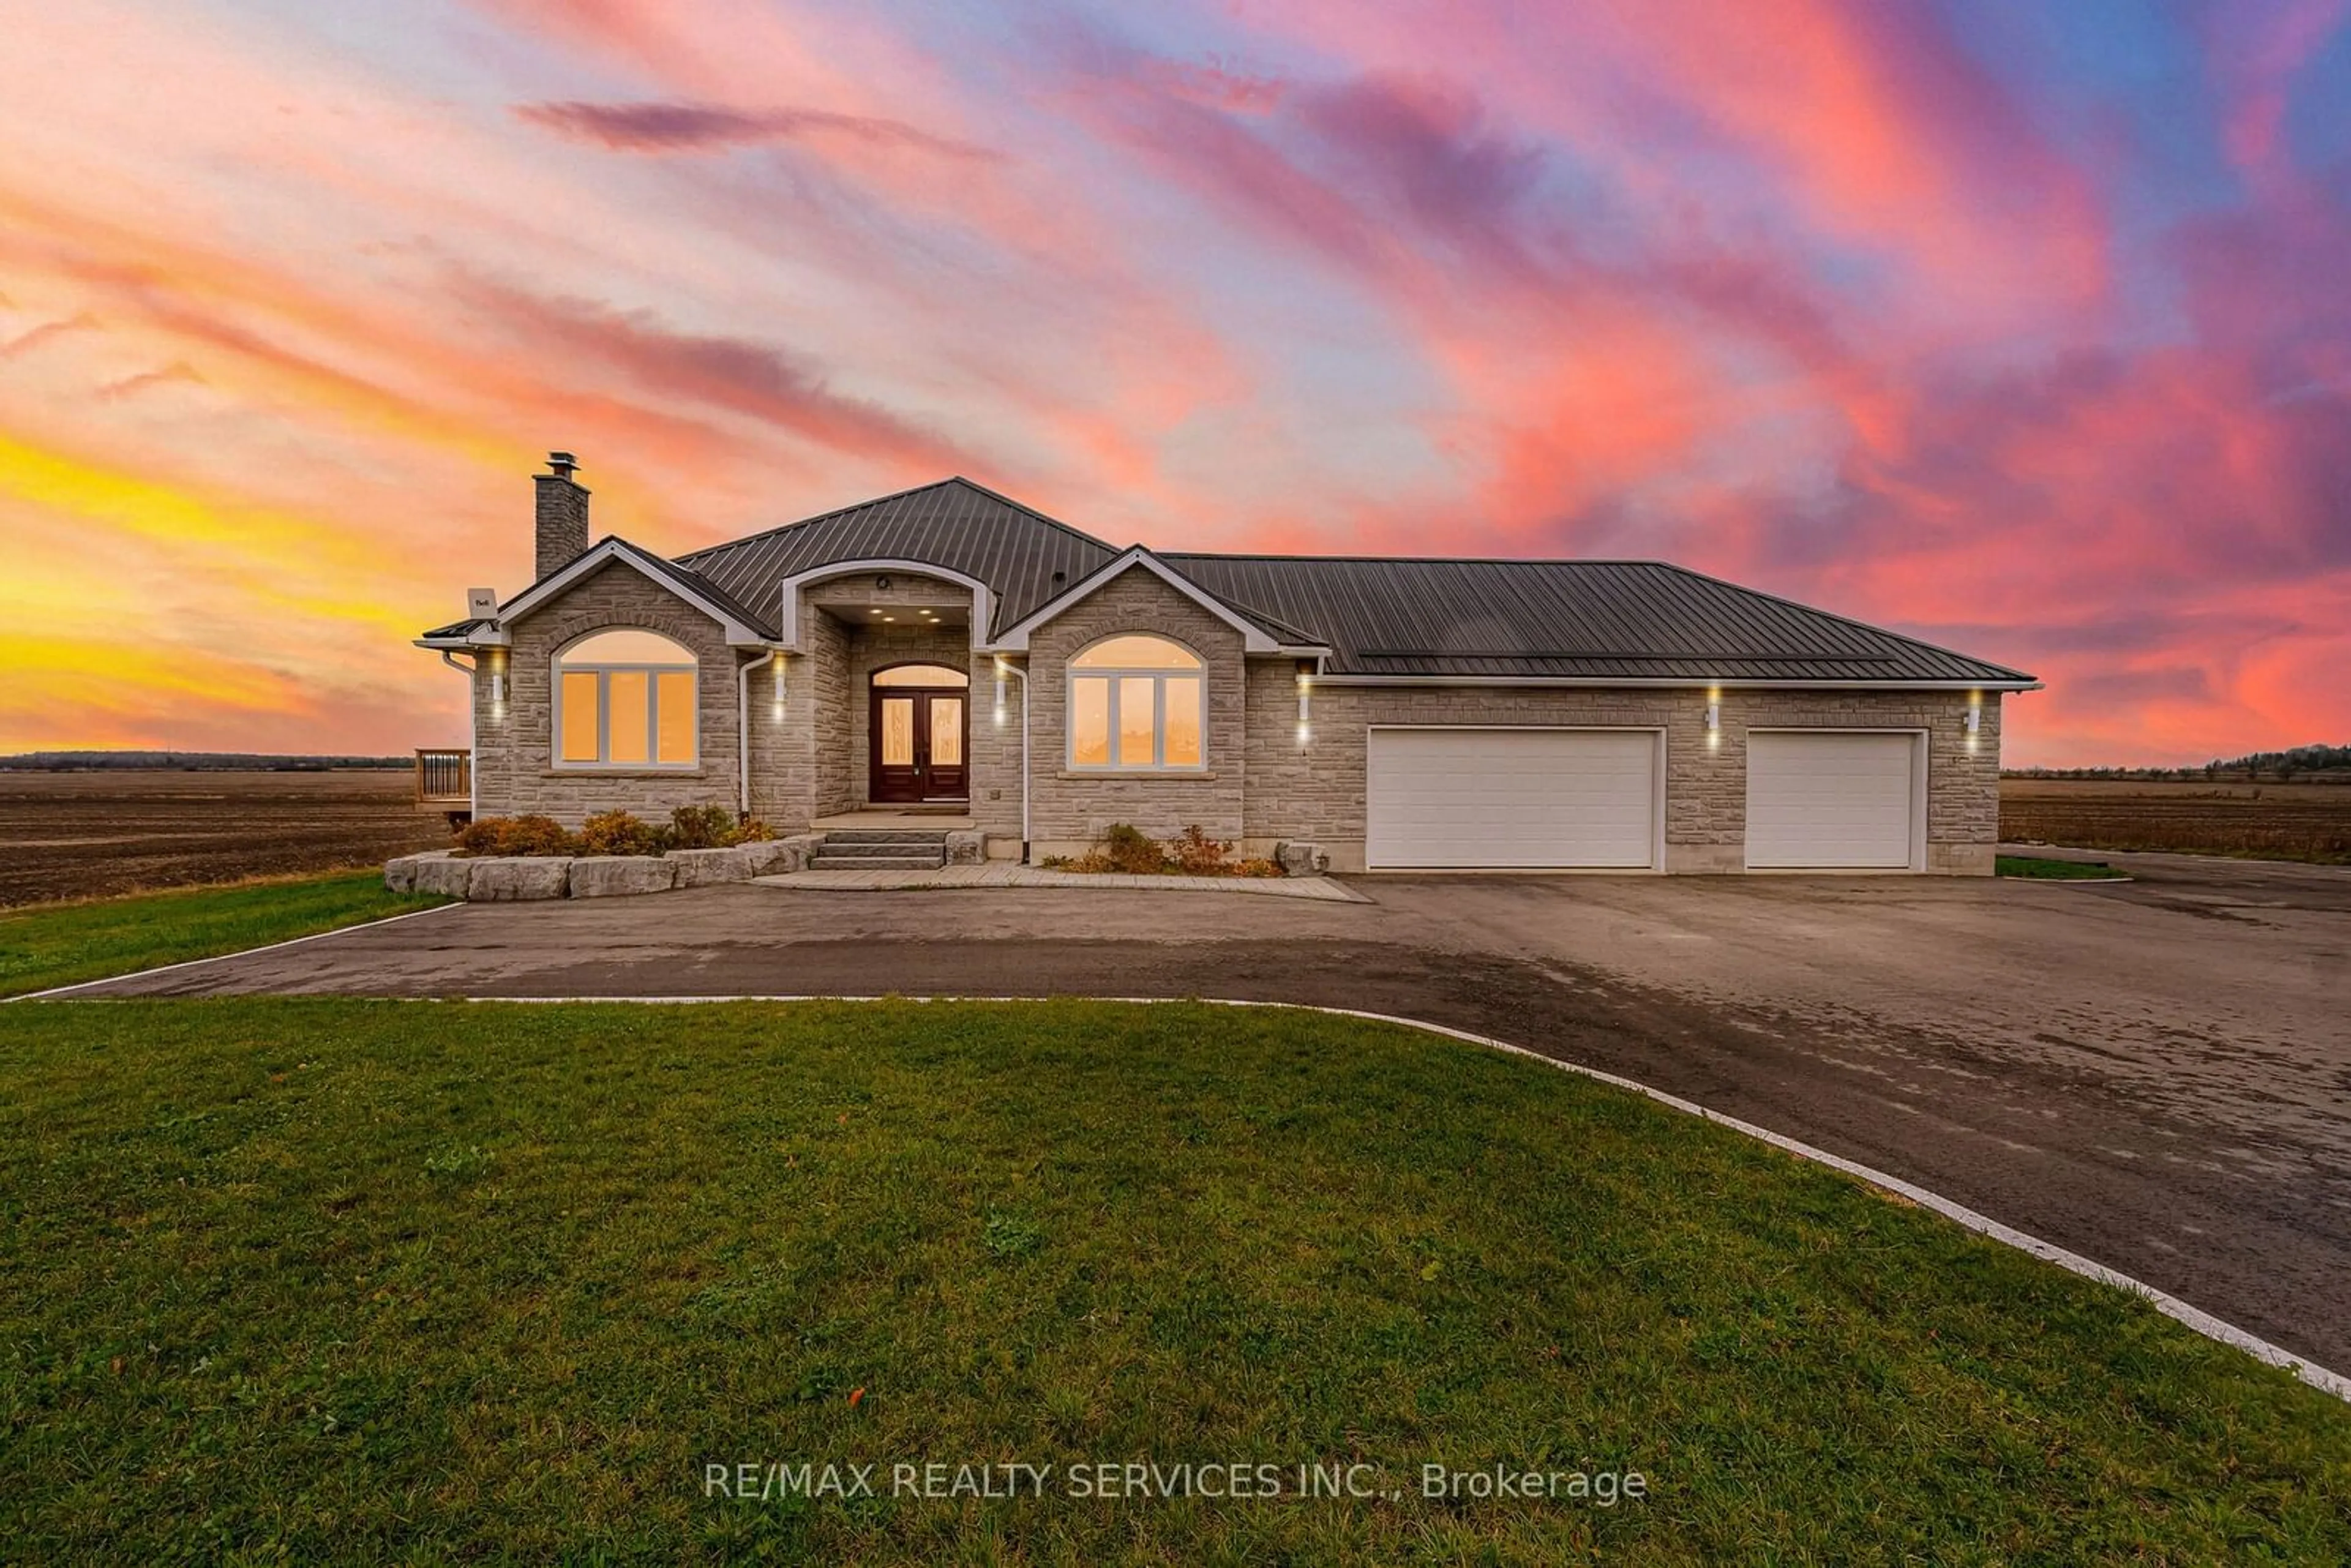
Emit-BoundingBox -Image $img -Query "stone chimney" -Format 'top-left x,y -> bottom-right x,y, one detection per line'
533,451 -> 590,579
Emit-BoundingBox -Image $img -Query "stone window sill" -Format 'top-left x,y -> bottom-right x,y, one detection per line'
1056,770 -> 1220,781
541,768 -> 710,779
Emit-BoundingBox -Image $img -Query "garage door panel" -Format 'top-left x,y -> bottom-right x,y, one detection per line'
1745,732 -> 1916,868
1367,729 -> 1657,869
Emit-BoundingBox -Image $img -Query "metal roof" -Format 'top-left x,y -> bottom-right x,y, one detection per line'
430,476 -> 2034,685
1159,554 -> 2035,684
678,477 -> 1120,639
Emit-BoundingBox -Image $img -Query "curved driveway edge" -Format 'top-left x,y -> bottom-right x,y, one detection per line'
34,854 -> 2351,1377
453,991 -> 2350,1402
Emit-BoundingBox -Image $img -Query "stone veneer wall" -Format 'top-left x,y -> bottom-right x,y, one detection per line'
471,562 -> 742,825
467,554 -> 2000,871
1023,568 -> 1247,851
797,571 -> 1018,835
1239,670 -> 2001,873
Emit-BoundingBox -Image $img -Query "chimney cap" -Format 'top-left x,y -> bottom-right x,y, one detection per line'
544,450 -> 579,479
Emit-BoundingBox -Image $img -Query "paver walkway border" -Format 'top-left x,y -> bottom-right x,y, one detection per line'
753,865 -> 1371,902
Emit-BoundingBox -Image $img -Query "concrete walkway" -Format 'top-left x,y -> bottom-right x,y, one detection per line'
754,864 -> 1370,901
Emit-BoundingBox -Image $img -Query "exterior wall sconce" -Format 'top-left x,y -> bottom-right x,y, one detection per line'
489,650 -> 509,711
1962,706 -> 1981,734
773,656 -> 788,720
1295,661 -> 1313,746
994,659 -> 1009,726
1704,695 -> 1720,749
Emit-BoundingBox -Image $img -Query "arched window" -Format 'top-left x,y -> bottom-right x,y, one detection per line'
1068,634 -> 1204,770
555,629 -> 697,768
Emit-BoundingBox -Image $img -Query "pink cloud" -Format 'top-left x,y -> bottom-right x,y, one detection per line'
515,99 -> 996,160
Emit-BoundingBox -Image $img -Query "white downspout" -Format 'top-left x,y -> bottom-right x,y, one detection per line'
738,648 -> 780,819
440,650 -> 478,818
997,658 -> 1030,861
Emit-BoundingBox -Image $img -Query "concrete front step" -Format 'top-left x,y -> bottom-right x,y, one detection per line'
808,827 -> 951,870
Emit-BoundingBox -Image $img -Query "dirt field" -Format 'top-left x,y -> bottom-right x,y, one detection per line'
0,771 -> 449,907
2001,776 -> 2351,863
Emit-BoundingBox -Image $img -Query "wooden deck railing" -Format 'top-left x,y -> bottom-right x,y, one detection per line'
415,747 -> 471,806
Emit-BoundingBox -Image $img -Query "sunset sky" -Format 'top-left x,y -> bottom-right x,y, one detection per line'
3,1 -> 2347,765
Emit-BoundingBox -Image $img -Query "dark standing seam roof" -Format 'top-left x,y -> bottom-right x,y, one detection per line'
430,476 -> 2034,684
675,477 -> 1121,640
1160,555 -> 2035,683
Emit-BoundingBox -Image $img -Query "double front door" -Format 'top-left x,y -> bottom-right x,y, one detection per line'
869,666 -> 968,803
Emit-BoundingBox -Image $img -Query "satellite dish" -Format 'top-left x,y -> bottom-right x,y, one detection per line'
466,588 -> 498,620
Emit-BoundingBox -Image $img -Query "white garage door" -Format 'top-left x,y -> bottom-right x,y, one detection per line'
1366,728 -> 1658,869
1745,731 -> 1919,869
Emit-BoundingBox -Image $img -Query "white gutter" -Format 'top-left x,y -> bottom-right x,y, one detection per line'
438,650 -> 479,817
996,658 -> 1030,861
1314,675 -> 2042,692
737,648 -> 781,818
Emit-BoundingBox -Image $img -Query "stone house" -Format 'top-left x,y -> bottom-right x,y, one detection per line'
417,457 -> 2038,873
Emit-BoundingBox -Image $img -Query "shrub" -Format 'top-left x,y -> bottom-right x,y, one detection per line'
668,805 -> 738,850
722,816 -> 776,846
577,809 -> 668,857
1098,822 -> 1166,875
454,814 -> 577,857
1168,824 -> 1233,876
1232,857 -> 1283,878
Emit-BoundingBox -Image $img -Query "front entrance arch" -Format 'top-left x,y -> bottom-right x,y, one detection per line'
869,663 -> 970,803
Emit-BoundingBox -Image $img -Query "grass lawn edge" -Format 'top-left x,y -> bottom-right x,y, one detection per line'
0,871 -> 452,999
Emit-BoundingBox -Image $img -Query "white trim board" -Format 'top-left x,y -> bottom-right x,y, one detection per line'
986,546 -> 1303,655
474,538 -> 773,648
775,558 -> 996,651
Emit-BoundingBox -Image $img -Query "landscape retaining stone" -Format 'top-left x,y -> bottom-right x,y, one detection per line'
943,830 -> 986,866
410,856 -> 474,899
668,846 -> 759,887
733,840 -> 800,876
383,850 -> 457,894
466,857 -> 573,901
1275,841 -> 1330,876
567,856 -> 678,898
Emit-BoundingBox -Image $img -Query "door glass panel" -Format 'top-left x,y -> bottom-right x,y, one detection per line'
1071,678 -> 1110,766
607,671 -> 650,763
1073,636 -> 1199,669
880,697 -> 915,766
1119,677 -> 1156,767
1163,677 -> 1202,766
560,672 -> 602,762
929,697 -> 962,765
874,664 -> 969,687
655,672 -> 696,763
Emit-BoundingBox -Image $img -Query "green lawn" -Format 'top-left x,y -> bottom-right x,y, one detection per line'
1996,854 -> 2127,880
1,1000 -> 2341,1562
0,872 -> 447,997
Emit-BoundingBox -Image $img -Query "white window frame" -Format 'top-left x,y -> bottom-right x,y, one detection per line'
1065,635 -> 1207,773
552,631 -> 700,771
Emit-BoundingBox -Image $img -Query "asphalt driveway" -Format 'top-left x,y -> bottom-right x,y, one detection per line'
57,847 -> 2351,1371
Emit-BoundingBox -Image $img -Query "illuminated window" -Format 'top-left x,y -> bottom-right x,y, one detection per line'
1067,635 -> 1204,771
554,629 -> 697,768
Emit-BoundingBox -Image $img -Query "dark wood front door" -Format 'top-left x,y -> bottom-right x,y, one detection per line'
869,687 -> 968,803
